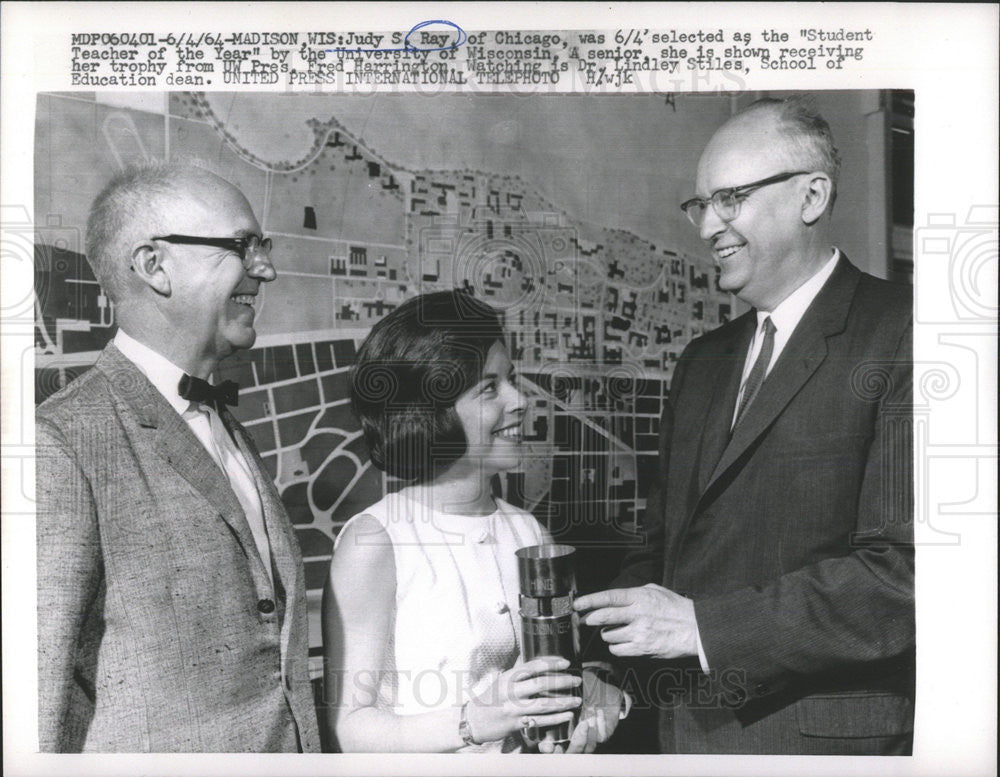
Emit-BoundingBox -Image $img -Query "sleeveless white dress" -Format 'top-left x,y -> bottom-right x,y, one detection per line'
334,491 -> 550,752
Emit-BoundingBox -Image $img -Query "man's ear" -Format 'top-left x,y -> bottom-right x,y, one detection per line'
800,173 -> 834,225
130,241 -> 171,295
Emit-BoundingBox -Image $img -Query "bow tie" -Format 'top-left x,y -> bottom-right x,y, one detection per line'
178,374 -> 239,408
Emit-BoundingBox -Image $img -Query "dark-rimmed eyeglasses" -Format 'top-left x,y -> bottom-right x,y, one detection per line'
152,234 -> 273,269
680,171 -> 812,227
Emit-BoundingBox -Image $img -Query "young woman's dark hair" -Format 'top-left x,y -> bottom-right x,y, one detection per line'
350,290 -> 506,481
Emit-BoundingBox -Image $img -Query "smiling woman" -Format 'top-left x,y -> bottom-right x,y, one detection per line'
349,290 -> 507,485
321,290 -> 603,753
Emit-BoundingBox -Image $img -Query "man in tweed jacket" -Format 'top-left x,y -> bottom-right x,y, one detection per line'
36,164 -> 320,752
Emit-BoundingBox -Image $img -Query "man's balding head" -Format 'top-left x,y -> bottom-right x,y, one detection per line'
693,96 -> 839,310
85,163 -> 233,303
87,163 -> 274,377
733,95 -> 840,210
708,96 -> 841,212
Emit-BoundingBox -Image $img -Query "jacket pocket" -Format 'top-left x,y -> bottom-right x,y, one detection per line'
795,692 -> 913,738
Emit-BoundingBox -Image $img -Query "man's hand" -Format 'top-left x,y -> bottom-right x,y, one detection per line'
536,666 -> 623,753
574,584 -> 699,660
536,713 -> 600,754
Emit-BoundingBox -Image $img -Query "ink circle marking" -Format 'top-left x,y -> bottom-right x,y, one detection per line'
404,20 -> 467,52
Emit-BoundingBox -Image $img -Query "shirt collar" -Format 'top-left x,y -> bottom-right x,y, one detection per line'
113,329 -> 195,417
758,248 -> 840,333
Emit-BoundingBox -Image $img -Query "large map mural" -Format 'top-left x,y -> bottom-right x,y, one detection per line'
34,91 -> 732,658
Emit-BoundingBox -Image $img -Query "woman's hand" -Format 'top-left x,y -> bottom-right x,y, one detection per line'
464,656 -> 582,744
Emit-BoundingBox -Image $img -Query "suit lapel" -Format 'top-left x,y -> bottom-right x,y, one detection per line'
96,344 -> 259,557
696,314 -> 755,494
221,408 -> 299,641
222,409 -> 288,563
705,326 -> 827,489
702,257 -> 861,494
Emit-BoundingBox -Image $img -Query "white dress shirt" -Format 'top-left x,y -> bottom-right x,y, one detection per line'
113,330 -> 274,588
697,249 -> 840,672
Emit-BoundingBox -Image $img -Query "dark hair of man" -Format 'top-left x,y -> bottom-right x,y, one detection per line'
350,290 -> 506,482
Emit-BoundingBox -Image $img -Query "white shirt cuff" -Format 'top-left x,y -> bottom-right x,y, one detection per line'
695,620 -> 710,673
619,689 -> 633,720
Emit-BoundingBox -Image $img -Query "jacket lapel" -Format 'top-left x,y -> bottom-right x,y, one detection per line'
702,257 -> 861,494
96,344 -> 259,556
222,408 -> 299,640
696,313 -> 755,493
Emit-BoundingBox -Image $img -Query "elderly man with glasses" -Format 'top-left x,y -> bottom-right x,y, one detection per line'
36,164 -> 320,752
576,96 -> 915,754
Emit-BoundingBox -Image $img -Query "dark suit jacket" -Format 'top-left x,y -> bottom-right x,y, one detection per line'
36,343 -> 320,752
616,256 -> 914,754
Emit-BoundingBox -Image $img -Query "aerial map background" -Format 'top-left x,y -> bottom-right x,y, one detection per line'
33,90 -> 880,658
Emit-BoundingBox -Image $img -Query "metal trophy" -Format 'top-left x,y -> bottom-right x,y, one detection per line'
515,544 -> 581,746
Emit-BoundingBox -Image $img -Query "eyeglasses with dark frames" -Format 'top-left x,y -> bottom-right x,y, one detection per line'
680,171 -> 812,227
151,234 -> 273,269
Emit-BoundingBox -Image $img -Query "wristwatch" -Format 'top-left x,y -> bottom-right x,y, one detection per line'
458,701 -> 478,746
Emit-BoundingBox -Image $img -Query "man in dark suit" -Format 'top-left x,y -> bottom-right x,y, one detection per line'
36,164 -> 320,751
575,96 -> 914,754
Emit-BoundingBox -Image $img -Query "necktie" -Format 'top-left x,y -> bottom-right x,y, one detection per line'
733,317 -> 776,428
178,374 -> 239,408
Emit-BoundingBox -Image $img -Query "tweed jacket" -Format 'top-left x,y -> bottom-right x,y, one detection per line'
616,256 -> 915,754
36,343 -> 320,752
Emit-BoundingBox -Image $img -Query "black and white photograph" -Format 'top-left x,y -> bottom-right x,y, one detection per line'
2,3 -> 997,776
